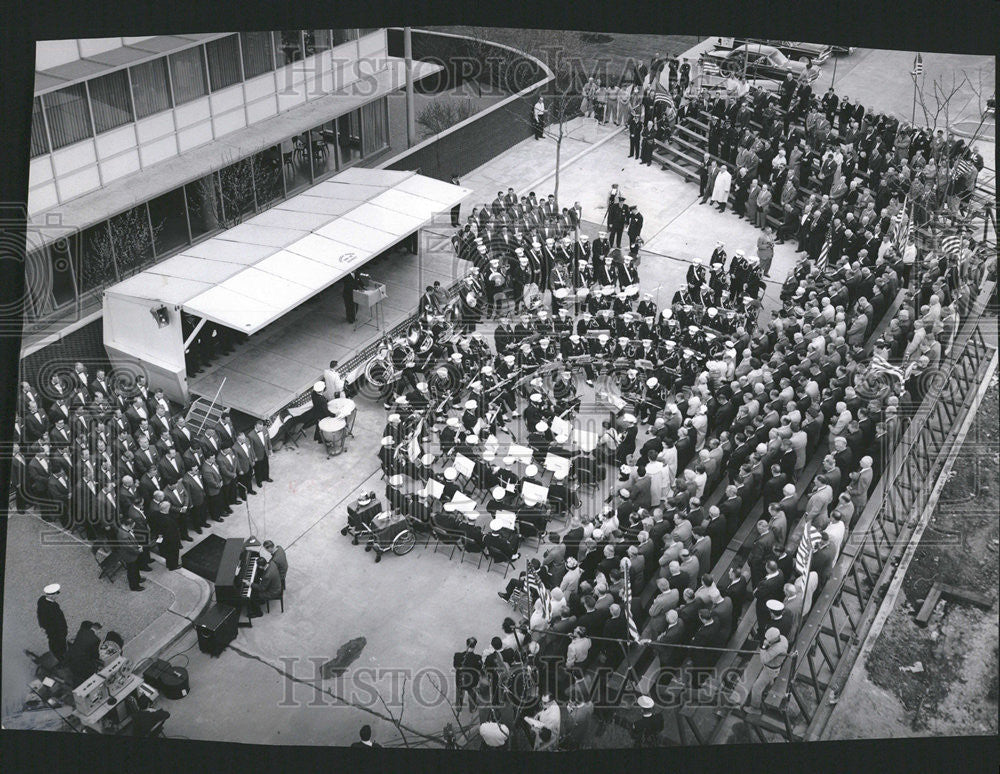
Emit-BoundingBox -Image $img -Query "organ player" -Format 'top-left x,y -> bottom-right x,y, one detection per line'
248,555 -> 282,618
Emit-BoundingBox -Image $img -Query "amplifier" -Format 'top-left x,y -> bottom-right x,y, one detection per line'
195,603 -> 239,657
73,673 -> 108,716
142,659 -> 189,698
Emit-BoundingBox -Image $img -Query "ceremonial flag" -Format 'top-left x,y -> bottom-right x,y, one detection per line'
892,195 -> 913,252
795,523 -> 821,576
526,564 -> 551,622
940,233 -> 963,256
406,420 -> 423,462
817,230 -> 832,268
911,53 -> 923,76
620,558 -> 641,642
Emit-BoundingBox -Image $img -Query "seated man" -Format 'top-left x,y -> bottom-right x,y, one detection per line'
485,519 -> 521,563
66,620 -> 103,687
249,556 -> 282,617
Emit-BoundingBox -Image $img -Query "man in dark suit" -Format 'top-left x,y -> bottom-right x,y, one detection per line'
721,565 -> 752,621
249,556 -> 282,617
138,469 -> 165,508
182,464 -> 209,532
704,505 -> 728,566
453,637 -> 483,713
200,453 -> 227,521
233,432 -> 257,497
215,409 -> 237,451
170,416 -> 194,453
37,584 -> 68,659
24,401 -> 50,444
747,520 -> 776,586
753,560 -> 786,640
249,419 -> 274,487
350,725 -> 382,748
157,445 -> 185,485
342,271 -> 364,324
151,500 -> 181,570
117,515 -> 146,591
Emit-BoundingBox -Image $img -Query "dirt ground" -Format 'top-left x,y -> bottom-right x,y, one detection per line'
830,367 -> 999,738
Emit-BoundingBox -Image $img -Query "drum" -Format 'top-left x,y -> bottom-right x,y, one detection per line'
319,417 -> 347,455
553,287 -> 570,299
327,397 -> 356,419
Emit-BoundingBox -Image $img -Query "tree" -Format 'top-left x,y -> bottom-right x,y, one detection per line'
190,152 -> 283,231
86,205 -> 163,284
416,99 -> 477,139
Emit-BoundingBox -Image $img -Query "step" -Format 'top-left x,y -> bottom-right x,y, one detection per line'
654,153 -> 700,183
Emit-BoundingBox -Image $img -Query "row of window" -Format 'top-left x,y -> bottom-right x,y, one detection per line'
31,29 -> 379,157
24,98 -> 390,324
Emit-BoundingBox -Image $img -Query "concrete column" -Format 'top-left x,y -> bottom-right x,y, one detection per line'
404,27 -> 416,149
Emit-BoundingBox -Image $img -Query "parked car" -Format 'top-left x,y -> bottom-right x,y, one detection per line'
701,45 -> 820,83
713,38 -> 834,65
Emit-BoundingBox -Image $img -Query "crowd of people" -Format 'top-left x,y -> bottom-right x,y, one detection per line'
10,365 -> 276,593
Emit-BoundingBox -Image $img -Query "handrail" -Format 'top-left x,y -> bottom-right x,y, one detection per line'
193,376 -> 227,435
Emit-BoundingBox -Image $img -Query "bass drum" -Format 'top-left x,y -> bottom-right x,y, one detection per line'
523,283 -> 543,311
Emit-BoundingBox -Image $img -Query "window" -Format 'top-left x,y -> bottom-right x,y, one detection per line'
309,124 -> 335,179
337,109 -> 362,164
331,29 -> 358,46
169,46 -> 209,105
148,187 -> 191,256
107,205 -> 154,278
25,248 -> 55,316
281,135 -> 311,194
360,98 -> 389,157
77,221 -> 116,293
43,84 -> 93,150
276,31 -> 303,65
309,30 -> 332,55
130,58 -> 173,119
30,97 -> 49,157
240,31 -> 274,78
88,70 -> 134,134
185,174 -> 223,240
217,159 -> 257,223
205,35 -> 242,92
252,146 -> 284,208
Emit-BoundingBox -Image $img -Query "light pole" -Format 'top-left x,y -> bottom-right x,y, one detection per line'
404,27 -> 416,149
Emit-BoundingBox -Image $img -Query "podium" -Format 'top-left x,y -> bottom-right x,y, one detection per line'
353,282 -> 387,331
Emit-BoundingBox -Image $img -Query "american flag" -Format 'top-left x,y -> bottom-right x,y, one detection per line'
940,233 -> 964,256
892,195 -> 913,253
620,558 -> 641,642
818,230 -> 832,268
526,564 -> 551,622
795,523 -> 821,576
912,52 -> 923,77
869,353 -> 907,386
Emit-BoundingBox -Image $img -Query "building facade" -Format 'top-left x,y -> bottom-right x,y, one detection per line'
23,29 -> 422,365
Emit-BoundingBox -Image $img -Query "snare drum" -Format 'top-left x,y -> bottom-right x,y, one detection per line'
553,287 -> 570,300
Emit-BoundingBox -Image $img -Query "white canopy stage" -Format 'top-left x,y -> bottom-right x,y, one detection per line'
103,167 -> 472,415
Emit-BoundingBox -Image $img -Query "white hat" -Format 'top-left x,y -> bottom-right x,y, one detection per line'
525,464 -> 539,477
503,456 -> 516,466
482,366 -> 493,375
619,488 -> 631,498
553,468 -> 567,481
444,467 -> 458,481
492,486 -> 506,500
765,599 -> 785,613
592,528 -> 605,540
446,417 -> 460,427
387,413 -> 401,423
421,453 -> 435,465
546,237 -> 555,246
535,421 -> 549,432
44,583 -> 61,596
523,494 -> 537,507
388,475 -> 405,486
622,413 -> 637,424
416,381 -> 428,390
466,434 -> 478,444
395,395 -> 408,404
637,695 -> 655,710
530,393 -> 542,403
465,400 -> 477,410
489,519 -> 504,532
380,436 -> 394,446
646,377 -> 658,388
314,381 -> 325,392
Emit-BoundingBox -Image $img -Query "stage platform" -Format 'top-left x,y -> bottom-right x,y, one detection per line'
186,240 -> 458,420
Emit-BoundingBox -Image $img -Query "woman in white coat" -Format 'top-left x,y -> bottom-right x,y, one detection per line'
710,166 -> 733,212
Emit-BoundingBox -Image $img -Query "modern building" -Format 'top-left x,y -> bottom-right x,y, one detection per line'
21,29 -> 446,378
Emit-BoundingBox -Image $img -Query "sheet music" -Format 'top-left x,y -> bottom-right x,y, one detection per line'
427,478 -> 445,499
453,453 -> 475,478
543,453 -> 572,477
494,510 -> 517,530
506,444 -> 534,462
550,416 -> 571,438
522,481 -> 549,503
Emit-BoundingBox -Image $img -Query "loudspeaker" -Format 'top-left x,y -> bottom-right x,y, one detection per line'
194,603 -> 239,657
142,659 -> 190,699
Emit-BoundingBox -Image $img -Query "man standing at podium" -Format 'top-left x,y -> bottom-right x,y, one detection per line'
342,271 -> 364,324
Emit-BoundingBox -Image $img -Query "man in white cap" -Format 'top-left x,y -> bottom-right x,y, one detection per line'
631,694 -> 663,746
747,627 -> 789,712
37,583 -> 68,659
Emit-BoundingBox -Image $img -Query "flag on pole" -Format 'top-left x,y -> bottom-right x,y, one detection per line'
406,420 -> 423,462
817,230 -> 832,268
911,53 -> 923,76
526,564 -> 551,622
620,558 -> 641,642
892,195 -> 913,253
795,523 -> 821,576
940,233 -> 963,256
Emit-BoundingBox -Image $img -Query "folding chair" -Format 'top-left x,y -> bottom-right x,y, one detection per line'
484,547 -> 515,579
265,579 -> 285,613
97,548 -> 125,583
432,527 -> 460,560
459,536 -> 485,568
